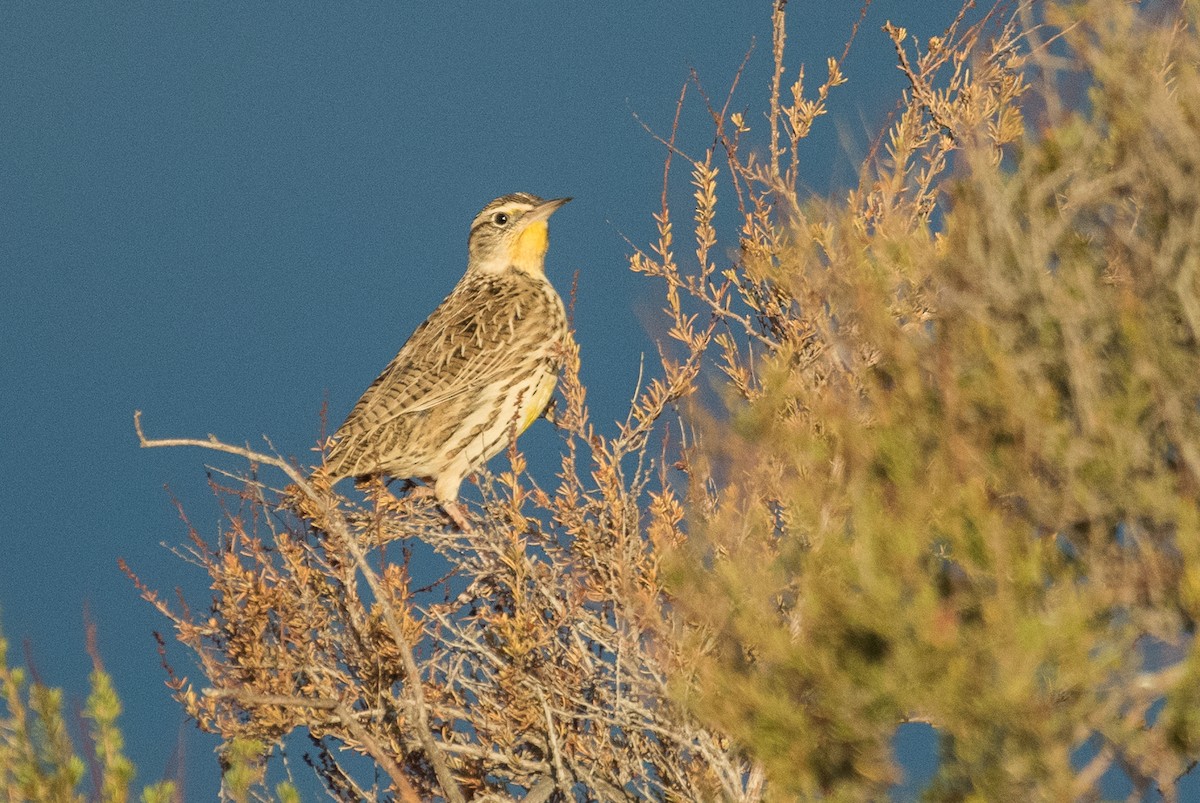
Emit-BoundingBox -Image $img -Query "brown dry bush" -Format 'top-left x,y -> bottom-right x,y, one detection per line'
133,0 -> 1200,800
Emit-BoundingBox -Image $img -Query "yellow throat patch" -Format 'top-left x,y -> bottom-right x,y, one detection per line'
511,221 -> 549,274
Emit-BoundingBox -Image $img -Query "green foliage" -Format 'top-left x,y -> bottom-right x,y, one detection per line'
0,621 -> 176,803
668,0 -> 1200,799
221,738 -> 268,803
274,780 -> 300,803
139,782 -> 178,803
2,627 -> 86,803
87,665 -> 136,803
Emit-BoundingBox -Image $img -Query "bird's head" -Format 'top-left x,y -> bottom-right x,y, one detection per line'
467,193 -> 571,276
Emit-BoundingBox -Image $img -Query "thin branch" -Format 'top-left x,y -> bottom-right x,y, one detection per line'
133,411 -> 468,803
334,703 -> 421,803
537,689 -> 572,796
134,410 -> 313,496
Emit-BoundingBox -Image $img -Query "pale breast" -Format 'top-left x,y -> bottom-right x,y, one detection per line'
325,267 -> 567,484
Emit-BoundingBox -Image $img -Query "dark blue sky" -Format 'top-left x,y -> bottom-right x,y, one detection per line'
0,2 -> 1087,799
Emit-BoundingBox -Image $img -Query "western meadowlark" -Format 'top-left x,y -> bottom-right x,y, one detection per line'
323,193 -> 571,527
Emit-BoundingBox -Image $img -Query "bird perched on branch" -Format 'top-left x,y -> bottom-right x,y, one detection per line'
322,193 -> 571,529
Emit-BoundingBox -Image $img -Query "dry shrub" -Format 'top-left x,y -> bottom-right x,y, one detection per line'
130,279 -> 742,800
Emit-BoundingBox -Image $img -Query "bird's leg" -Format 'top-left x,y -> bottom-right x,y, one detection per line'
437,495 -> 473,532
443,501 -> 473,532
386,477 -> 420,494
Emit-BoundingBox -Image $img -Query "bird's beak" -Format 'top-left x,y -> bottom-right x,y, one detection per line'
524,196 -> 572,225
510,197 -> 571,272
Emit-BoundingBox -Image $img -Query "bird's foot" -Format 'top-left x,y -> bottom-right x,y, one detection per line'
441,500 -> 473,532
401,485 -> 472,531
354,479 -> 471,531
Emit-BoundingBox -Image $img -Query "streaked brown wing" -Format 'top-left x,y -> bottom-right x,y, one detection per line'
328,271 -> 553,465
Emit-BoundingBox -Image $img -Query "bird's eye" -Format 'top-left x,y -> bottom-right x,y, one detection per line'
492,212 -> 510,226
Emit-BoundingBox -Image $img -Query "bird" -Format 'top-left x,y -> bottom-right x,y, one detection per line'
322,192 -> 572,528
